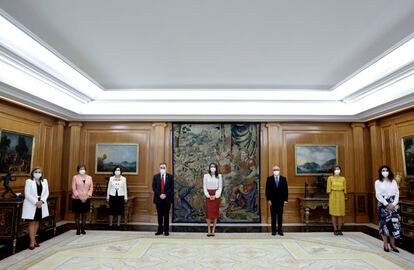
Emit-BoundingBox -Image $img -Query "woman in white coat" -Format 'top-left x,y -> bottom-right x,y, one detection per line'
106,165 -> 128,227
22,167 -> 49,250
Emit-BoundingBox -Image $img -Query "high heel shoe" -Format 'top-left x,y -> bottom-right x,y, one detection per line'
391,247 -> 399,253
383,246 -> 390,252
34,243 -> 40,247
29,245 -> 35,250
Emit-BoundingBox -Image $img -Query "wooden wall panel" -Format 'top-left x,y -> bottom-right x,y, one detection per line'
11,97 -> 413,224
0,100 -> 64,220
369,108 -> 414,223
62,122 -> 170,222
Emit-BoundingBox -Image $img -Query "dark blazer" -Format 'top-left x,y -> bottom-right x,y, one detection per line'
265,175 -> 288,204
152,173 -> 174,204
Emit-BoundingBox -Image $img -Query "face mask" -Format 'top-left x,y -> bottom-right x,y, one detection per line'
79,169 -> 86,175
273,170 -> 280,176
382,171 -> 389,178
160,169 -> 166,174
334,170 -> 341,175
33,173 -> 42,179
115,171 -> 121,176
210,167 -> 216,173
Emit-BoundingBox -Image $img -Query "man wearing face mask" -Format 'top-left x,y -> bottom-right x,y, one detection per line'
152,163 -> 174,236
266,165 -> 288,236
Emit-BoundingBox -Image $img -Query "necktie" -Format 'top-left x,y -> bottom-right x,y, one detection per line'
161,175 -> 165,194
275,176 -> 279,187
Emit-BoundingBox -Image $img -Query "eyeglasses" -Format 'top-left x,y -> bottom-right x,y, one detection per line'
34,171 -> 42,173
160,167 -> 166,169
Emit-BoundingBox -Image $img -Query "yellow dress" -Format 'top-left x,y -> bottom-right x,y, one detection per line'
327,176 -> 346,216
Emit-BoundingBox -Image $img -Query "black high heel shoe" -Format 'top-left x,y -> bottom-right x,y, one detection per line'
391,246 -> 399,253
384,246 -> 390,252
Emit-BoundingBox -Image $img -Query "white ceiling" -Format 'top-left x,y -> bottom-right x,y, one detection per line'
0,0 -> 414,121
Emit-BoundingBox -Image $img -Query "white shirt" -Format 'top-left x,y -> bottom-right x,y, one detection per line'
107,176 -> 128,199
203,173 -> 223,198
374,179 -> 399,206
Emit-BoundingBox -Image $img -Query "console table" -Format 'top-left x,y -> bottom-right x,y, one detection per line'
297,197 -> 329,224
89,196 -> 135,224
400,199 -> 414,239
0,195 -> 57,253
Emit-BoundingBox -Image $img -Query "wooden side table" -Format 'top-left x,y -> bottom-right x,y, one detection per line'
400,199 -> 414,239
297,197 -> 329,224
0,195 -> 57,253
89,196 -> 135,224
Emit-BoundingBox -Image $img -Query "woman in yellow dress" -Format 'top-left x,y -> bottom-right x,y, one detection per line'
327,165 -> 346,235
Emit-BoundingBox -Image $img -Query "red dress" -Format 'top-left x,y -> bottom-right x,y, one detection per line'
206,189 -> 220,219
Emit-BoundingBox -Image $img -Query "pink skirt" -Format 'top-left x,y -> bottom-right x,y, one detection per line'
205,189 -> 220,219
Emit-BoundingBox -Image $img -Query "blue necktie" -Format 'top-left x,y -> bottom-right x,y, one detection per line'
275,176 -> 279,187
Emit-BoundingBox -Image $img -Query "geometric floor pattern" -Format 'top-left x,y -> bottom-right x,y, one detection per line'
1,231 -> 413,270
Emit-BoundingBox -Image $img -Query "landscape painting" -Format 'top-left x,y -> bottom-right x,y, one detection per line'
0,130 -> 34,175
95,143 -> 139,175
295,145 -> 338,175
173,123 -> 260,223
402,136 -> 414,176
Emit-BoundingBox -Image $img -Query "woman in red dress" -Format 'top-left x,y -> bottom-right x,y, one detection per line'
203,163 -> 223,236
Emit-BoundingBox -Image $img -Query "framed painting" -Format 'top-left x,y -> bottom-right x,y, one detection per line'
295,144 -> 338,175
95,143 -> 139,175
0,129 -> 34,175
402,136 -> 414,176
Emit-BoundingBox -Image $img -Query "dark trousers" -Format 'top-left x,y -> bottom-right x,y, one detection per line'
270,203 -> 284,233
156,200 -> 171,233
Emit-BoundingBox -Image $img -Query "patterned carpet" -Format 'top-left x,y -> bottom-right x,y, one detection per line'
1,231 -> 413,270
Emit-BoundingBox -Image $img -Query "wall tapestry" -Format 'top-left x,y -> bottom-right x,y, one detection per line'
173,123 -> 260,223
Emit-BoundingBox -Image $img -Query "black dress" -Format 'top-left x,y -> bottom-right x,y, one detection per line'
33,182 -> 43,221
109,180 -> 125,215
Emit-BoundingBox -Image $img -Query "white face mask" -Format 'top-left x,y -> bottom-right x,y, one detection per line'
115,170 -> 121,176
33,172 -> 42,179
79,169 -> 86,175
334,169 -> 341,175
160,169 -> 166,175
273,170 -> 280,176
382,171 -> 389,178
210,167 -> 216,173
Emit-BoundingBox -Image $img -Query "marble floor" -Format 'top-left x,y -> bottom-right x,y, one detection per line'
1,231 -> 413,270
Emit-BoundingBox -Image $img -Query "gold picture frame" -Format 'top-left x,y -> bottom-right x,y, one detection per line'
0,129 -> 35,175
401,136 -> 414,176
295,144 -> 338,175
95,143 -> 139,175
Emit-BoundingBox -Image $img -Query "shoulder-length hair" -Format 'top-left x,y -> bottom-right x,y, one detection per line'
30,167 -> 44,181
208,162 -> 219,177
378,165 -> 394,181
112,165 -> 124,175
332,165 -> 342,175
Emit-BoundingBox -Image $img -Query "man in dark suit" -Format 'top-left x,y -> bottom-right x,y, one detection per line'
266,165 -> 288,236
152,162 -> 174,236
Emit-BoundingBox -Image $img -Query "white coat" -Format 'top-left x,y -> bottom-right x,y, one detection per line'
107,176 -> 128,199
22,178 -> 49,220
